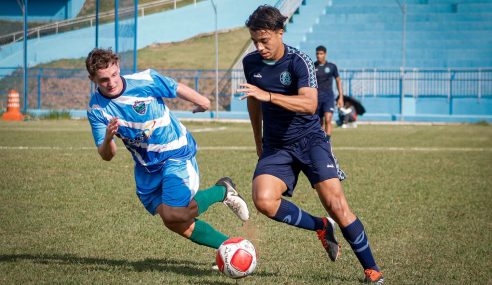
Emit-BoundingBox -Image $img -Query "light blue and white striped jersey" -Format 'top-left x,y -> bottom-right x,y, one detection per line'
87,69 -> 197,173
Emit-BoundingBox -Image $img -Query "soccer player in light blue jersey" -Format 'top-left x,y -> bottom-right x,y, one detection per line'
85,48 -> 249,256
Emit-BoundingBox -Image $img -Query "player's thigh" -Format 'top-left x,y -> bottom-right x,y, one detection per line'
317,99 -> 327,120
300,136 -> 340,187
161,157 -> 200,213
324,111 -> 333,122
135,165 -> 164,215
253,148 -> 299,198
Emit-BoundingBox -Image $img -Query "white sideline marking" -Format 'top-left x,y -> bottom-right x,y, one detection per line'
190,126 -> 227,133
0,146 -> 491,152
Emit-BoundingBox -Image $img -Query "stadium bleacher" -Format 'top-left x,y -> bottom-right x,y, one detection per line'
284,0 -> 492,69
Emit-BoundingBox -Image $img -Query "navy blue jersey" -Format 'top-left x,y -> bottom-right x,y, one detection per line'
243,44 -> 322,147
314,61 -> 339,98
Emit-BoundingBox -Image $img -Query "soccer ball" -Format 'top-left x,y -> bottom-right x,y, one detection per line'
216,237 -> 257,279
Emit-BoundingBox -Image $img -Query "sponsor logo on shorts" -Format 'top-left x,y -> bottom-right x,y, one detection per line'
327,164 -> 335,168
253,73 -> 262,78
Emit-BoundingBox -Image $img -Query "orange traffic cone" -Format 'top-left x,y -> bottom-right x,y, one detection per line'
2,90 -> 24,121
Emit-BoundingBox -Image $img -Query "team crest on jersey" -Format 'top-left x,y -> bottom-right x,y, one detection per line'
325,67 -> 331,74
280,71 -> 292,86
132,100 -> 147,115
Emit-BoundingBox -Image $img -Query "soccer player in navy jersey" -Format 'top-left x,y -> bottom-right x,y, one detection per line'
85,48 -> 249,257
238,6 -> 384,284
315,45 -> 344,138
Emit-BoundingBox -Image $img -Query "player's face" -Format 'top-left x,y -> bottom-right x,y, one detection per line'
316,51 -> 326,63
249,29 -> 284,60
90,63 -> 123,97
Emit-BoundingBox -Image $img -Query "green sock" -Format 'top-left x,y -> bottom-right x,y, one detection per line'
193,185 -> 226,215
189,219 -> 228,249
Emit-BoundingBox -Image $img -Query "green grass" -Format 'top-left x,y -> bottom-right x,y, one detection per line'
37,110 -> 72,120
0,121 -> 491,284
34,27 -> 250,70
136,28 -> 251,70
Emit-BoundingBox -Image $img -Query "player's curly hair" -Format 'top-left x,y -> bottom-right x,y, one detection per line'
245,5 -> 288,32
85,48 -> 119,77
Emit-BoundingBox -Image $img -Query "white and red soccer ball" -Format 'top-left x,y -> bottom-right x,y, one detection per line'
216,237 -> 257,279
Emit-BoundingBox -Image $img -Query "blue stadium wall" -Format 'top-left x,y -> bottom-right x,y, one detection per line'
0,0 -> 85,22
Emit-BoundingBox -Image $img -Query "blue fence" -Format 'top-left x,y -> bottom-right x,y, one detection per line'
1,67 -> 491,122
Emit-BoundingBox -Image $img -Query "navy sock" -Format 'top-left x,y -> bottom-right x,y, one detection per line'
341,218 -> 380,271
272,199 -> 324,231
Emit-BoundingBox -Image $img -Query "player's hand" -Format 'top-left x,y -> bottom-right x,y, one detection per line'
192,104 -> 208,113
238,84 -> 270,102
192,96 -> 210,113
337,96 -> 344,108
105,117 -> 119,140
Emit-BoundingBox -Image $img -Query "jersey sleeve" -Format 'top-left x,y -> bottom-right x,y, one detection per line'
87,108 -> 107,147
150,69 -> 178,98
242,57 -> 252,84
333,64 -> 340,78
293,53 -> 318,89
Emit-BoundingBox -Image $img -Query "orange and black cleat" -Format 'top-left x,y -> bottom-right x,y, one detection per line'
316,217 -> 341,262
364,269 -> 384,284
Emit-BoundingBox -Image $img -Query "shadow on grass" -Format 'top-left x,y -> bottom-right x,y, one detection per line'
0,253 -> 277,279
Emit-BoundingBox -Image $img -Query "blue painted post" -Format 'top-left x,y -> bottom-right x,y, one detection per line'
95,0 -> 99,48
448,69 -> 453,115
23,0 -> 28,113
133,0 -> 138,73
37,68 -> 42,110
115,0 -> 119,53
195,70 -> 202,92
399,69 -> 404,121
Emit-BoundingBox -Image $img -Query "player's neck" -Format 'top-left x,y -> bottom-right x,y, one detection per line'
319,59 -> 327,65
272,44 -> 285,61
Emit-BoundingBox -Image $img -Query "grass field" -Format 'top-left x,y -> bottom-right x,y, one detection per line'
0,120 -> 491,284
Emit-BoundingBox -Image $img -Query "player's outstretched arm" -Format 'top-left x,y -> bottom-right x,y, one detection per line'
176,83 -> 211,113
247,97 -> 263,157
98,118 -> 118,161
239,84 -> 318,114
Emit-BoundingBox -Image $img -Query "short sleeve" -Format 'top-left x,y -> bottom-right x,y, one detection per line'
293,53 -> 318,89
87,109 -> 107,147
150,69 -> 178,98
332,64 -> 340,78
242,58 -> 252,84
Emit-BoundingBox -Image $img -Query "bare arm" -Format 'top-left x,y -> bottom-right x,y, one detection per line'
98,118 -> 118,161
336,77 -> 344,108
239,83 -> 318,115
176,83 -> 211,113
247,97 -> 263,157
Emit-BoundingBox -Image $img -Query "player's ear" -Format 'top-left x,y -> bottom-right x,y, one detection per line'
276,29 -> 284,37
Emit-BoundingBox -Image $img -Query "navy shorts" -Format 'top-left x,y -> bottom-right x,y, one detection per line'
253,133 -> 346,197
317,94 -> 335,118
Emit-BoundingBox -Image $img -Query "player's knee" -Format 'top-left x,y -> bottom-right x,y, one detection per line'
160,207 -> 192,225
253,193 -> 278,217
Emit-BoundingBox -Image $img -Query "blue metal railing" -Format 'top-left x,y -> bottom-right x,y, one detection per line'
0,67 -> 491,112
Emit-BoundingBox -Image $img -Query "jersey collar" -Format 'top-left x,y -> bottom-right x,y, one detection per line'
98,76 -> 127,100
